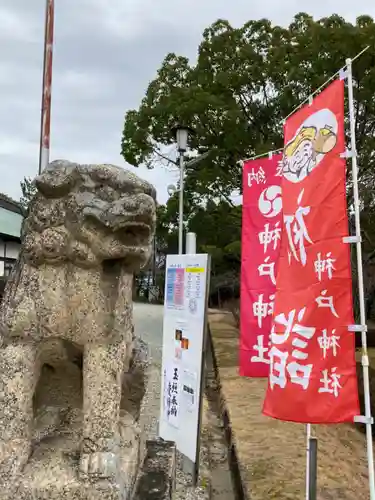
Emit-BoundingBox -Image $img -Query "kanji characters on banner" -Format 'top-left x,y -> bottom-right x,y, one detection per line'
262,79 -> 360,422
240,154 -> 283,377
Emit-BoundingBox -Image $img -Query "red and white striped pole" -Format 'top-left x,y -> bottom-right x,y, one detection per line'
38,0 -> 54,174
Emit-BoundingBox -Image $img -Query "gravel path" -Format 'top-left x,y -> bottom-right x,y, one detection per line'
133,302 -> 234,500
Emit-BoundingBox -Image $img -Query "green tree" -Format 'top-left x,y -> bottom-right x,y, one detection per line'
123,13 -> 375,306
189,200 -> 242,305
122,13 -> 375,206
20,176 -> 37,215
155,191 -> 242,302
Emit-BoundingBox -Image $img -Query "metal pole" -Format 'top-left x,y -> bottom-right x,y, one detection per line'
347,57 -> 375,500
308,437 -> 318,500
183,230 -> 198,481
186,232 -> 196,254
152,234 -> 156,285
38,0 -> 54,174
305,423 -> 311,500
178,153 -> 184,254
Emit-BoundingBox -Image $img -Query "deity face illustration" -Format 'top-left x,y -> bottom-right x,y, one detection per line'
284,138 -> 315,180
282,111 -> 338,184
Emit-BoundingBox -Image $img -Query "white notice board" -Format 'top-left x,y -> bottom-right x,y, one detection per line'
158,253 -> 210,463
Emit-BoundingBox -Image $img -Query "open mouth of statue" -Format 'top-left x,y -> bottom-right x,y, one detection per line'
120,222 -> 152,243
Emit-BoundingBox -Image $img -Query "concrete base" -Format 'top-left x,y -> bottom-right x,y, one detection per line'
133,440 -> 176,500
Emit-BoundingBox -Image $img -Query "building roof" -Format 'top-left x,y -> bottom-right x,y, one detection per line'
0,193 -> 23,215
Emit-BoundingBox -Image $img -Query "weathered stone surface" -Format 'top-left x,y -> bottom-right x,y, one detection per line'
15,408 -> 141,500
133,440 -> 176,500
0,160 -> 156,499
122,337 -> 150,421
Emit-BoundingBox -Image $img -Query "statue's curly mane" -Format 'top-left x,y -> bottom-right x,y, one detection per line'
20,161 -> 156,269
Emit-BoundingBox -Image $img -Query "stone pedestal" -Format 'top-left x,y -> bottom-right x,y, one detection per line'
133,440 -> 176,500
10,405 -> 140,500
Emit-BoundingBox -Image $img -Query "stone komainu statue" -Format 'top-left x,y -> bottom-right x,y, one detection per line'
0,161 -> 156,496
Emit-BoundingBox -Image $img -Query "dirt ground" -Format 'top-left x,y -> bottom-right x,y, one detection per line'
208,310 -> 372,500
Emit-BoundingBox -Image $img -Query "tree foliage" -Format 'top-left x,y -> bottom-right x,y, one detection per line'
122,13 -> 375,198
122,13 -> 375,300
20,176 -> 37,215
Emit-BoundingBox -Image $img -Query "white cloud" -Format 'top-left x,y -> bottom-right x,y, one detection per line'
0,135 -> 35,156
0,5 -> 38,42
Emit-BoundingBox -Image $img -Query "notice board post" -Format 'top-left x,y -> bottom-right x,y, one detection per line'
159,253 -> 211,485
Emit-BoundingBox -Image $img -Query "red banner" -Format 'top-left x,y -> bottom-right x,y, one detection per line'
240,154 -> 283,377
262,80 -> 359,423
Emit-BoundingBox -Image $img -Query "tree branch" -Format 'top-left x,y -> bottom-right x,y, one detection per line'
153,148 -> 178,166
262,80 -> 270,108
213,186 -> 235,207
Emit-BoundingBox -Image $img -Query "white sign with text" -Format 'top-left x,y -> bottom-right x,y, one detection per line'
159,253 -> 210,463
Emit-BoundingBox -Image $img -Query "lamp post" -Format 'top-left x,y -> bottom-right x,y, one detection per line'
172,125 -> 194,254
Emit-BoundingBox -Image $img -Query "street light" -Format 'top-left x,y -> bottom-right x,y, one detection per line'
171,125 -> 194,254
167,184 -> 176,197
176,128 -> 189,153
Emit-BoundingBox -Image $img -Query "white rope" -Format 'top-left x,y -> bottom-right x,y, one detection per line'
241,45 -> 370,164
284,45 -> 369,122
242,147 -> 283,163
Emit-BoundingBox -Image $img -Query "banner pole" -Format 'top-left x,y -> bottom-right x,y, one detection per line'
308,437 -> 318,500
346,57 -> 375,500
305,423 -> 311,500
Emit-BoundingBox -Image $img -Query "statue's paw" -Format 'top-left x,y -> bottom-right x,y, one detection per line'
79,451 -> 117,479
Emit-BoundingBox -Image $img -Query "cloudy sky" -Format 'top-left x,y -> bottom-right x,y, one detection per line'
1,0 -> 374,204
